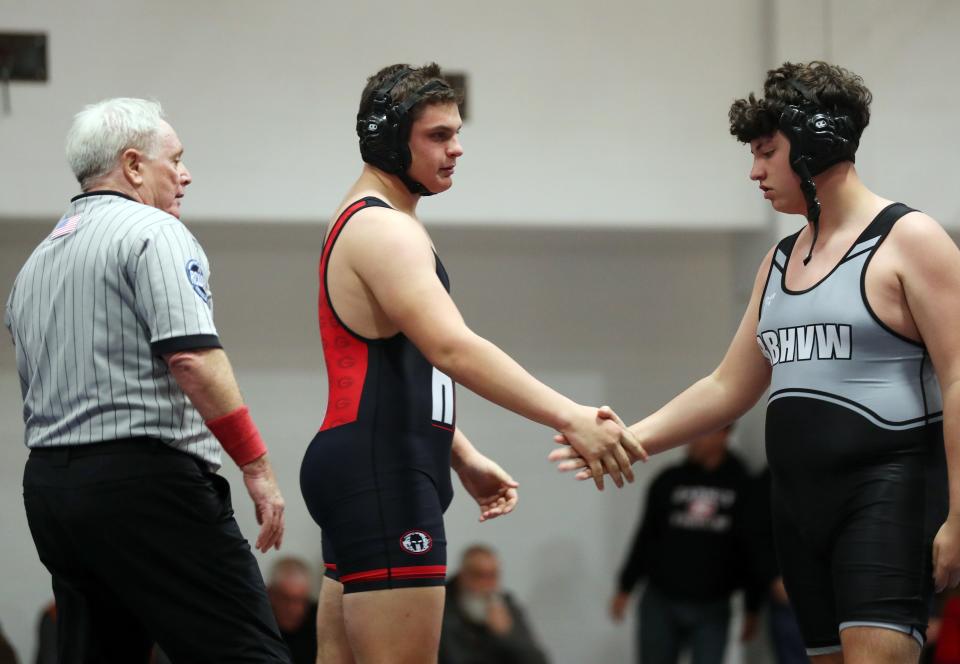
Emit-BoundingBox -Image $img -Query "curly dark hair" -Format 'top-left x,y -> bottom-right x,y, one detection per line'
357,62 -> 461,124
728,61 -> 873,143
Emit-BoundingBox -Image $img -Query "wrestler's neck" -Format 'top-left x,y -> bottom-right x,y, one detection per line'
352,165 -> 422,217
804,163 -> 888,235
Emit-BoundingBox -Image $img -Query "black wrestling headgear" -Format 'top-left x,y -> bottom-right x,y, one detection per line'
779,79 -> 859,264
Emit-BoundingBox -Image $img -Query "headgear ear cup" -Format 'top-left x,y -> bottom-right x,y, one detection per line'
779,79 -> 858,177
357,67 -> 413,175
778,79 -> 859,264
356,68 -> 454,195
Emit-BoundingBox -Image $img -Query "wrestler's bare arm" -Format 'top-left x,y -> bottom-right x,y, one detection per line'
336,205 -> 638,489
890,213 -> 960,590
627,246 -> 775,456
552,245 -> 776,473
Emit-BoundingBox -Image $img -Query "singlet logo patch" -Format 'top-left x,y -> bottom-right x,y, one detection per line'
400,530 -> 433,555
185,259 -> 211,303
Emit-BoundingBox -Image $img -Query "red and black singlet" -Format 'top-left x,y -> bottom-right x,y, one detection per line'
302,196 -> 458,592
317,197 -> 456,463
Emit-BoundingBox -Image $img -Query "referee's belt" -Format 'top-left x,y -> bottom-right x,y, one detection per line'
29,437 -> 170,461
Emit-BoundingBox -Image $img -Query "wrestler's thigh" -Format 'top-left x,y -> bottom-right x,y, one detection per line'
343,586 -> 445,664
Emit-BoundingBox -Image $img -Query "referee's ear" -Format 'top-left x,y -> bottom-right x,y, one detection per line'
122,148 -> 145,186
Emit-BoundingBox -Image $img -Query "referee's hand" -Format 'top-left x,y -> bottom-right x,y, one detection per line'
241,455 -> 286,553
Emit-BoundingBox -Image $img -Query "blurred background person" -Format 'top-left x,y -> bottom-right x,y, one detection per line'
267,557 -> 318,664
610,425 -> 762,664
745,467 -> 806,664
925,589 -> 960,664
440,544 -> 548,664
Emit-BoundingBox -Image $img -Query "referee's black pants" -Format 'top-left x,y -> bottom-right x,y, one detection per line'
22,439 -> 292,664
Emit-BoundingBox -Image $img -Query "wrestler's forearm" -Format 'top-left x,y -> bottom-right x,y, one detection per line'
450,427 -> 478,472
630,371 -> 763,456
432,332 -> 580,431
940,380 -> 960,515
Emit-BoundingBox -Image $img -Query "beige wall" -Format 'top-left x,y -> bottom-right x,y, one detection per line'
0,0 -> 769,227
5,1 -> 960,228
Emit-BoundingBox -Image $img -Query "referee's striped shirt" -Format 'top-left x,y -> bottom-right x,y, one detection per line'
5,191 -> 225,468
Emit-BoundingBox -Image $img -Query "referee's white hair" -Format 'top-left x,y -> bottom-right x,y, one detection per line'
66,97 -> 165,190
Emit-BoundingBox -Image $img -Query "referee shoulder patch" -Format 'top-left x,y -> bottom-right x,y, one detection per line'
185,259 -> 211,303
50,214 -> 81,239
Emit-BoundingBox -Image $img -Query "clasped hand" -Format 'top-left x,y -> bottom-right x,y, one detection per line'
550,405 -> 647,490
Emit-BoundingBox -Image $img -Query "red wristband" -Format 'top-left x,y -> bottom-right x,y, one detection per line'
205,405 -> 268,467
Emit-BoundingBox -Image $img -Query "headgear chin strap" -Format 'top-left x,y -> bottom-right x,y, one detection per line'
356,67 -> 452,196
778,79 -> 859,264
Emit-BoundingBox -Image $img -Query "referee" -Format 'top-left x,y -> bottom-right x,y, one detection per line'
5,98 -> 292,663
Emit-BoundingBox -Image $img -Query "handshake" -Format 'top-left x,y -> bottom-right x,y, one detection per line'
548,405 -> 648,490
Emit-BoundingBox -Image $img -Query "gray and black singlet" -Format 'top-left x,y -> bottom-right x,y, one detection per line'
756,203 -> 947,652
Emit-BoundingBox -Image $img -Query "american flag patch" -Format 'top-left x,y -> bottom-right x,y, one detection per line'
50,214 -> 81,239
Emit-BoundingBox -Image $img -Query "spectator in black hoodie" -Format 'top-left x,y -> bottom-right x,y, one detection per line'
744,467 -> 807,664
610,425 -> 762,664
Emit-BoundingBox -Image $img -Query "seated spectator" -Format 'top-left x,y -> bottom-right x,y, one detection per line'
440,544 -> 548,664
267,557 -> 317,664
